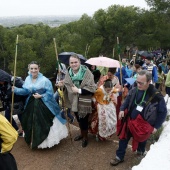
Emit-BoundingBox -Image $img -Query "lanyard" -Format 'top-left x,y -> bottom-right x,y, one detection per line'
135,89 -> 146,105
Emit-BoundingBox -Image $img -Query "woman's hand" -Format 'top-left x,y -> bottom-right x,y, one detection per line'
118,111 -> 124,120
57,80 -> 64,87
33,93 -> 42,99
71,85 -> 79,93
12,86 -> 15,92
115,84 -> 123,92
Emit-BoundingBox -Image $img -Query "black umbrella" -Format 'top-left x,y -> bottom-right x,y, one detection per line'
58,52 -> 87,65
138,51 -> 153,57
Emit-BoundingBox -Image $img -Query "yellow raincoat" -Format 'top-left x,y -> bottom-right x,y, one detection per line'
0,114 -> 18,153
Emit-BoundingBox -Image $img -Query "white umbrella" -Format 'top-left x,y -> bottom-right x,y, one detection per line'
85,56 -> 120,68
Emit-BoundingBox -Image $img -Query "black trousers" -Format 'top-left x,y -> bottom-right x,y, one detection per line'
0,152 -> 18,170
74,112 -> 89,131
5,108 -> 22,130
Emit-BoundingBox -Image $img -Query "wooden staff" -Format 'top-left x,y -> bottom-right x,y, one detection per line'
10,35 -> 19,123
133,50 -> 137,65
117,37 -> 123,86
53,38 -> 60,76
85,44 -> 88,58
113,47 -> 115,58
85,44 -> 90,59
53,38 -> 73,144
117,37 -> 125,102
87,45 -> 90,59
126,46 -> 130,60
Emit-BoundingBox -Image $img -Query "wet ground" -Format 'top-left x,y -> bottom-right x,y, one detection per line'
12,124 -> 147,170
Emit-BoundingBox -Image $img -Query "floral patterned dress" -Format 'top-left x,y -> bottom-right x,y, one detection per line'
89,85 -> 117,141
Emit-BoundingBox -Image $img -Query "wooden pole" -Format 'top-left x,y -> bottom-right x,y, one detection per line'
117,37 -> 125,103
87,45 -> 90,59
113,47 -> 115,58
133,50 -> 137,65
53,38 -> 73,144
117,37 -> 123,86
10,35 -> 19,123
131,50 -> 137,77
85,44 -> 88,58
128,50 -> 130,60
53,38 -> 59,73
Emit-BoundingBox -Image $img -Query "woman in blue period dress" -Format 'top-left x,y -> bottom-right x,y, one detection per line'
13,61 -> 68,149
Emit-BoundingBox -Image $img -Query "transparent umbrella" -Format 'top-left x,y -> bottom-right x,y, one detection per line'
85,56 -> 120,68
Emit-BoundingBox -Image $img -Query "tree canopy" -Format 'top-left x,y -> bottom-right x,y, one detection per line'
0,2 -> 170,77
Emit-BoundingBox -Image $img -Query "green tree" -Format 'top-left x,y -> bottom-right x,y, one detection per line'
0,26 -> 7,70
93,5 -> 141,58
146,0 -> 170,12
1,3 -> 170,78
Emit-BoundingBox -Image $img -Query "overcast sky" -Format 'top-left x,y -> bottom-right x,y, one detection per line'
0,0 -> 149,17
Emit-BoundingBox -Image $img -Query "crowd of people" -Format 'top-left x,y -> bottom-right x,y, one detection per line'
0,52 -> 169,169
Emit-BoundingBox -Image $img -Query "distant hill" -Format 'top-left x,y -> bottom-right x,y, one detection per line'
0,15 -> 81,27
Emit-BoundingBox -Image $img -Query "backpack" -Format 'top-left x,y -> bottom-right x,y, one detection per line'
0,77 -> 26,114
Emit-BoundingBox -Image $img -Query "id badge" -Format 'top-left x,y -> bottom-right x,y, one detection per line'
136,105 -> 143,112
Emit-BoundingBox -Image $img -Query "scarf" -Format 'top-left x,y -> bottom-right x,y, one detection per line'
64,66 -> 96,117
69,65 -> 86,88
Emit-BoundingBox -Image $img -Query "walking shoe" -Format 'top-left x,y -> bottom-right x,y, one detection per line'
74,135 -> 83,141
110,157 -> 124,166
18,130 -> 25,137
69,117 -> 75,124
136,150 -> 147,156
82,139 -> 88,148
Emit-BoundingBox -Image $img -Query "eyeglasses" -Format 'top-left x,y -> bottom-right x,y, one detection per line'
136,81 -> 147,86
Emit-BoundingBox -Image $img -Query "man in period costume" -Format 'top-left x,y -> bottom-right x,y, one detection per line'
58,54 -> 96,147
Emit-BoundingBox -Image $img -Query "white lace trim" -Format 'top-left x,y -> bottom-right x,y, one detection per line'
97,102 -> 117,138
38,117 -> 68,149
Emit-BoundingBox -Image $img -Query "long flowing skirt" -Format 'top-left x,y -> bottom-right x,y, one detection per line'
22,96 -> 68,149
89,102 -> 117,139
38,117 -> 68,149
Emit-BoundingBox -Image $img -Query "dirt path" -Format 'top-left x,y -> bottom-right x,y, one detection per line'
12,125 -> 147,170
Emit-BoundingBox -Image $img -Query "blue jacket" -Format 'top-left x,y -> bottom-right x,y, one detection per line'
14,72 -> 66,124
115,67 -> 129,85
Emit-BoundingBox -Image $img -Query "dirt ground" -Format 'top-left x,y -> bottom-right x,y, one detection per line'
12,123 -> 149,170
